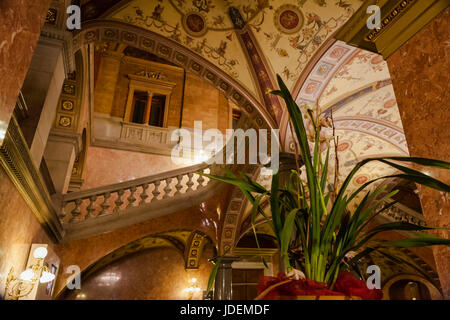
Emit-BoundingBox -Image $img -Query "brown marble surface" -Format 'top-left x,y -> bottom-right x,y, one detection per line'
0,166 -> 53,298
387,7 -> 450,298
0,0 -> 51,144
61,245 -> 215,300
82,146 -> 193,189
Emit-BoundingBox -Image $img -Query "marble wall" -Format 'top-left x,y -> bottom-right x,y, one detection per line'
182,72 -> 231,133
61,245 -> 215,300
81,146 -> 195,189
387,7 -> 450,298
0,166 -> 54,298
0,0 -> 51,145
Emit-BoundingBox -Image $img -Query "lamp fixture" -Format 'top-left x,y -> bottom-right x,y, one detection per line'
183,278 -> 201,300
5,246 -> 55,299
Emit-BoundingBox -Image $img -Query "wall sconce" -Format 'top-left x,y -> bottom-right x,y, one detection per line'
183,277 -> 201,300
5,245 -> 57,300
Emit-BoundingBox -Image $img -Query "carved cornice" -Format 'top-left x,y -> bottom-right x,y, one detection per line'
41,22 -> 75,76
376,199 -> 426,227
335,0 -> 449,58
0,116 -> 64,242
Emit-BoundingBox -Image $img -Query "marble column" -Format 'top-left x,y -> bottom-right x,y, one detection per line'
20,38 -> 67,167
386,7 -> 450,299
213,256 -> 239,300
277,152 -> 299,187
276,152 -> 299,273
43,130 -> 81,194
0,0 -> 51,146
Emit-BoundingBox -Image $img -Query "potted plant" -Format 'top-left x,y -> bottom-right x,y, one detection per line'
203,75 -> 450,300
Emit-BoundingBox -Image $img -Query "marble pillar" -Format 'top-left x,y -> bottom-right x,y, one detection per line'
0,0 -> 51,145
44,130 -> 81,194
213,256 -> 239,300
20,39 -> 67,167
387,7 -> 450,299
277,152 -> 298,274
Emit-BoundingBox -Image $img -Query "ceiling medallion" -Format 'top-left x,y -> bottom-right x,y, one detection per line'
274,4 -> 304,34
182,11 -> 208,37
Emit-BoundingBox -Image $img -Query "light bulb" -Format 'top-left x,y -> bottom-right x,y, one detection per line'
19,269 -> 34,281
39,271 -> 55,283
191,278 -> 197,283
195,287 -> 201,292
33,247 -> 48,259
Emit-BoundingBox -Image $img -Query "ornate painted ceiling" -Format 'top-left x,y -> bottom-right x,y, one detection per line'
287,40 -> 409,209
102,0 -> 363,116
72,1 -> 440,286
77,0 -> 413,207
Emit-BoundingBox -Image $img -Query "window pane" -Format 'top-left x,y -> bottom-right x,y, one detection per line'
149,94 -> 166,127
246,285 -> 259,300
132,100 -> 146,124
232,269 -> 246,283
246,269 -> 264,283
232,285 -> 247,300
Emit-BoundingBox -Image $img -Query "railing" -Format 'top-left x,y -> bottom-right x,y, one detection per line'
61,162 -> 221,223
59,162 -> 225,241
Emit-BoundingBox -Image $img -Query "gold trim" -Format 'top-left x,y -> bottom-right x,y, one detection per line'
364,0 -> 416,42
335,0 -> 449,58
0,115 -> 64,242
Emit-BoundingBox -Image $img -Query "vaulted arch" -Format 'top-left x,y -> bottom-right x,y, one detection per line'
73,20 -> 276,130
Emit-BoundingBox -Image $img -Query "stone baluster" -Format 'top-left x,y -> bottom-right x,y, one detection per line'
163,178 -> 172,199
152,181 -> 161,201
99,192 -> 111,216
140,183 -> 149,205
114,189 -> 125,213
69,198 -> 82,223
197,172 -> 205,189
59,201 -> 67,220
127,186 -> 137,208
174,175 -> 183,195
86,195 -> 98,218
186,173 -> 194,191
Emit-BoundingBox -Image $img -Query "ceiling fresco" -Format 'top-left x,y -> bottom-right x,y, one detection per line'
318,49 -> 393,108
108,0 -> 260,100
106,0 -> 365,111
250,0 -> 363,88
284,39 -> 409,211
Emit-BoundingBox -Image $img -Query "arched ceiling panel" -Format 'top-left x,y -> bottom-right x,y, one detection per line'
250,0 -> 363,89
319,49 -> 393,108
107,0 -> 261,101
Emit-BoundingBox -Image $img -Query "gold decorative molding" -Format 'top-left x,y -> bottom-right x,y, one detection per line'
0,116 -> 64,242
184,231 -> 207,269
335,0 -> 449,58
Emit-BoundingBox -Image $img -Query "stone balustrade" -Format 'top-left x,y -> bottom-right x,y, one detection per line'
59,162 -> 225,241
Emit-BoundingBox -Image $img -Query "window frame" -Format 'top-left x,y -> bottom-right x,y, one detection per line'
124,74 -> 176,128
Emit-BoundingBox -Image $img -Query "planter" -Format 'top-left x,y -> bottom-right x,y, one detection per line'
255,273 -> 379,300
